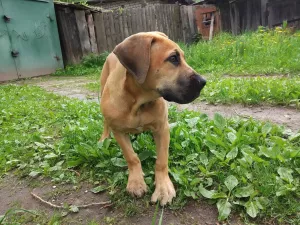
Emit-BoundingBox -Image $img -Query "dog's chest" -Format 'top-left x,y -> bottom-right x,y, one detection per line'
112,102 -> 164,133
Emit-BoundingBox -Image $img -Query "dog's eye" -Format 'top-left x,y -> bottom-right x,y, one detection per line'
168,55 -> 179,66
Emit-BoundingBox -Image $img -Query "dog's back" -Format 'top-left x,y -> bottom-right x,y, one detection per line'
100,53 -> 119,96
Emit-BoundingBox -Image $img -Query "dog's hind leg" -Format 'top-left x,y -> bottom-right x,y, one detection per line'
99,120 -> 111,142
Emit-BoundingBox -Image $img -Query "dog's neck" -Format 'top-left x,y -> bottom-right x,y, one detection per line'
124,72 -> 160,115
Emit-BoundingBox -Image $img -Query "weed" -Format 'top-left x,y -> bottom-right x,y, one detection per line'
82,76 -> 300,108
0,208 -> 37,224
1,85 -> 299,223
200,76 -> 300,108
181,29 -> 300,76
53,53 -> 108,77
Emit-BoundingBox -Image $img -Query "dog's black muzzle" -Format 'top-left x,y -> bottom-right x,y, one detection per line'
159,74 -> 206,104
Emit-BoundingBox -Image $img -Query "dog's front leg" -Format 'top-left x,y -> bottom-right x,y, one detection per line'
113,131 -> 147,197
151,124 -> 176,205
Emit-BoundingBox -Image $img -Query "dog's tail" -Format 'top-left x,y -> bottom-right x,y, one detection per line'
99,120 -> 111,142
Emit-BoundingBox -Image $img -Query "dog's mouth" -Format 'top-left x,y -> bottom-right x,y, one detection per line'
158,74 -> 206,104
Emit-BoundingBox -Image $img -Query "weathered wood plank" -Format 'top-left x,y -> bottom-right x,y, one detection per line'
149,5 -> 154,31
109,12 -> 117,49
118,10 -> 125,41
162,5 -> 167,35
56,7 -> 82,64
157,5 -> 163,32
136,7 -> 142,33
113,10 -> 121,45
187,6 -> 195,37
180,6 -> 187,43
145,6 -> 150,31
103,12 -> 113,51
176,4 -> 183,41
141,7 -> 147,32
74,10 -> 91,56
131,8 -> 137,34
93,12 -> 108,53
86,13 -> 98,54
122,10 -> 129,38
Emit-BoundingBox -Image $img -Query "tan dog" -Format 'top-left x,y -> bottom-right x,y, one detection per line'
99,32 -> 206,205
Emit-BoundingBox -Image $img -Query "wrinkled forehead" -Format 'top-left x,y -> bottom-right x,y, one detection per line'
151,36 -> 184,60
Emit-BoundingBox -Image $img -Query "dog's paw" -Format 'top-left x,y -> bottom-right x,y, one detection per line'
126,175 -> 147,197
151,175 -> 176,205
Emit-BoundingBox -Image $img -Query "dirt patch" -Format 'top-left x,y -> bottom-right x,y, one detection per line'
14,75 -> 300,132
0,174 -> 225,225
15,76 -> 99,102
176,102 -> 300,132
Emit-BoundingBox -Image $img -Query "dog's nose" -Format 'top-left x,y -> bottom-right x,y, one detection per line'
191,74 -> 206,90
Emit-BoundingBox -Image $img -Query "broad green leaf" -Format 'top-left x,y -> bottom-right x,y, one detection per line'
211,192 -> 227,199
91,185 -> 107,193
29,171 -> 40,177
227,132 -> 237,143
186,153 -> 198,162
69,205 -> 79,213
277,167 -> 293,183
288,133 -> 300,142
226,147 -> 238,160
185,117 -> 199,128
234,185 -> 254,198
190,177 -> 202,186
199,153 -> 208,166
214,113 -> 226,130
199,186 -> 226,199
258,146 -> 277,159
44,152 -> 58,159
199,186 -> 214,199
184,190 -> 197,199
111,157 -> 127,167
224,175 -> 238,191
245,201 -> 259,218
34,142 -> 46,148
262,123 -> 272,136
139,150 -> 154,161
210,149 -> 226,161
217,199 -> 231,221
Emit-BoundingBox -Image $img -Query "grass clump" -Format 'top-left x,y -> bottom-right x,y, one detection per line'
181,28 -> 300,75
53,53 -> 108,76
1,85 -> 299,223
200,76 -> 300,107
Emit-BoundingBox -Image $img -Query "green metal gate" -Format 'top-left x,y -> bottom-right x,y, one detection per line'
0,0 -> 63,81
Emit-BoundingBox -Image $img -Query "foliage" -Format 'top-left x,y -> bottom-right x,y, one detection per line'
0,208 -> 37,225
82,75 -> 300,108
53,53 -> 108,76
200,76 -> 300,108
1,85 -> 300,223
181,28 -> 300,76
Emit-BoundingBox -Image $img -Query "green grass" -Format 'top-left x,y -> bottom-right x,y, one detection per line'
1,85 -> 299,223
82,75 -> 300,108
75,29 -> 300,108
84,82 -> 100,93
53,53 -> 108,77
181,28 -> 300,76
200,76 -> 300,107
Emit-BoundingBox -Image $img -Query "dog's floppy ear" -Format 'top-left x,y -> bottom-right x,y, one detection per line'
113,33 -> 154,84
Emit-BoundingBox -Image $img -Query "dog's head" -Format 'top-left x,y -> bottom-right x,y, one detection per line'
113,32 -> 206,104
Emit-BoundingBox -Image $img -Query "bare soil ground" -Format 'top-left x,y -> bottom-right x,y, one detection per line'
0,174 -> 222,225
1,75 -> 299,224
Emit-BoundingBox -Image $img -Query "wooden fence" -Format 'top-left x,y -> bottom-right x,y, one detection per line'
218,0 -> 300,35
55,3 -> 197,65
